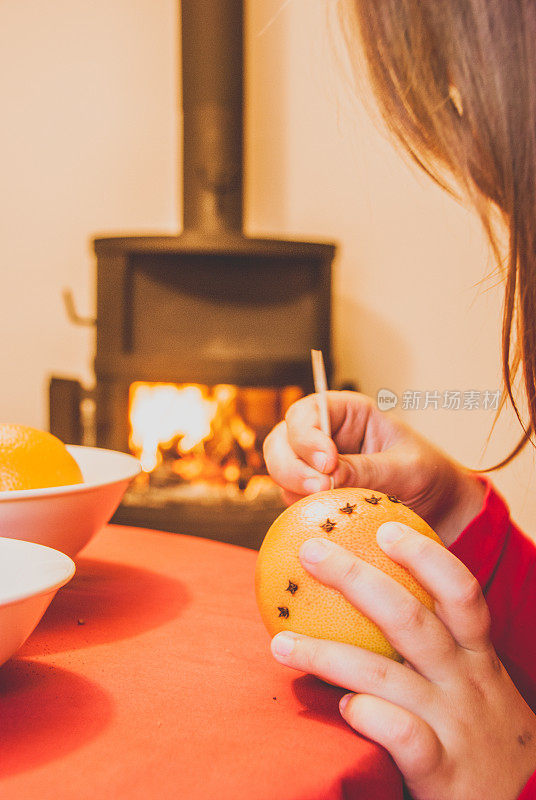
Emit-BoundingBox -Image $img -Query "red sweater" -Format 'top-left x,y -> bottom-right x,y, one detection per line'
449,478 -> 536,799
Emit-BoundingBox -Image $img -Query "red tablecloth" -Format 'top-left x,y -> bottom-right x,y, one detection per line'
0,526 -> 404,799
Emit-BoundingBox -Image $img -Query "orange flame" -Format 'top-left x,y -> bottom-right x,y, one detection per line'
129,383 -> 218,472
128,382 -> 302,493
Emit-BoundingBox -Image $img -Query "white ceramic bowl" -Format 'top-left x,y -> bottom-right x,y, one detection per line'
0,537 -> 75,667
0,445 -> 141,557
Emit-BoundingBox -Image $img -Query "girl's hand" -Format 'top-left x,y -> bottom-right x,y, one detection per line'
270,524 -> 536,800
263,391 -> 485,546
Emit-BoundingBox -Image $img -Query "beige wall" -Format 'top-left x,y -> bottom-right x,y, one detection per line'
2,0 -> 535,532
0,0 -> 178,420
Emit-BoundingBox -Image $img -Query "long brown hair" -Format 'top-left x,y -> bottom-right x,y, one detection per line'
338,0 -> 536,466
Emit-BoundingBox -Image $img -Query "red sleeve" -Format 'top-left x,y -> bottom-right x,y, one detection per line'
519,771 -> 536,799
449,477 -> 536,709
449,477 -> 536,799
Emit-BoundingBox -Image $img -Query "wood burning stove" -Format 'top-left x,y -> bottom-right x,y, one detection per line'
49,0 -> 336,549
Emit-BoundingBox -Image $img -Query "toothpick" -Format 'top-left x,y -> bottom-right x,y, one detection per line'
311,349 -> 335,490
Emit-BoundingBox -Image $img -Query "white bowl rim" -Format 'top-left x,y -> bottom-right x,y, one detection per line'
0,537 -> 76,606
0,444 -> 141,503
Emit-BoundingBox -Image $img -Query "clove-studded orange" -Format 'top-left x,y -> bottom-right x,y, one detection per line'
255,488 -> 443,661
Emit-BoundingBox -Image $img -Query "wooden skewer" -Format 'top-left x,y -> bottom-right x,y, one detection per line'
311,349 -> 335,490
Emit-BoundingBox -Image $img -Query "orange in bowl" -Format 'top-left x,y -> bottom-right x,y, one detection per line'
255,487 -> 443,661
0,423 -> 83,491
0,439 -> 140,558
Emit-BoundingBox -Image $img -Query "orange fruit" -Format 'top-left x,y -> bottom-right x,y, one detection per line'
0,424 -> 83,491
255,487 -> 443,661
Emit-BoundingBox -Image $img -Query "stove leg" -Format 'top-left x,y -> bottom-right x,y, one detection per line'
48,377 -> 83,445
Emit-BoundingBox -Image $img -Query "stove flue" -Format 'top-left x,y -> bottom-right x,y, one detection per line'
182,0 -> 244,235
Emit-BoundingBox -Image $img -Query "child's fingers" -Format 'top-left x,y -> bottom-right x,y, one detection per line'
263,422 -> 333,496
376,522 -> 492,654
270,632 -> 434,718
285,395 -> 339,473
299,538 -> 458,682
280,488 -> 305,506
340,693 -> 442,782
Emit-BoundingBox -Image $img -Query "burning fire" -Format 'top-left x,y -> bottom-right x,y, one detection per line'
128,382 -> 301,494
130,383 -> 219,472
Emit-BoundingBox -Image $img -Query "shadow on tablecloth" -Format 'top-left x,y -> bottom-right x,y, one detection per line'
19,557 -> 191,657
292,673 -> 349,730
0,658 -> 113,778
292,674 -> 406,800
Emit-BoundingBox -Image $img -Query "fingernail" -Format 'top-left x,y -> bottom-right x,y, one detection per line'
303,477 -> 324,494
300,537 -> 332,563
271,632 -> 296,657
339,692 -> 353,712
312,452 -> 328,472
377,521 -> 405,546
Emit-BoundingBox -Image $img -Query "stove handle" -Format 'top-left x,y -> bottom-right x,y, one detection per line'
62,288 -> 96,327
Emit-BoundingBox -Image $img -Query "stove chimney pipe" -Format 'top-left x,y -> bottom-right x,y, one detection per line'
181,0 -> 244,235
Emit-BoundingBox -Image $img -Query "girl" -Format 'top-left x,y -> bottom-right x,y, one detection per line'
263,2 -> 536,798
